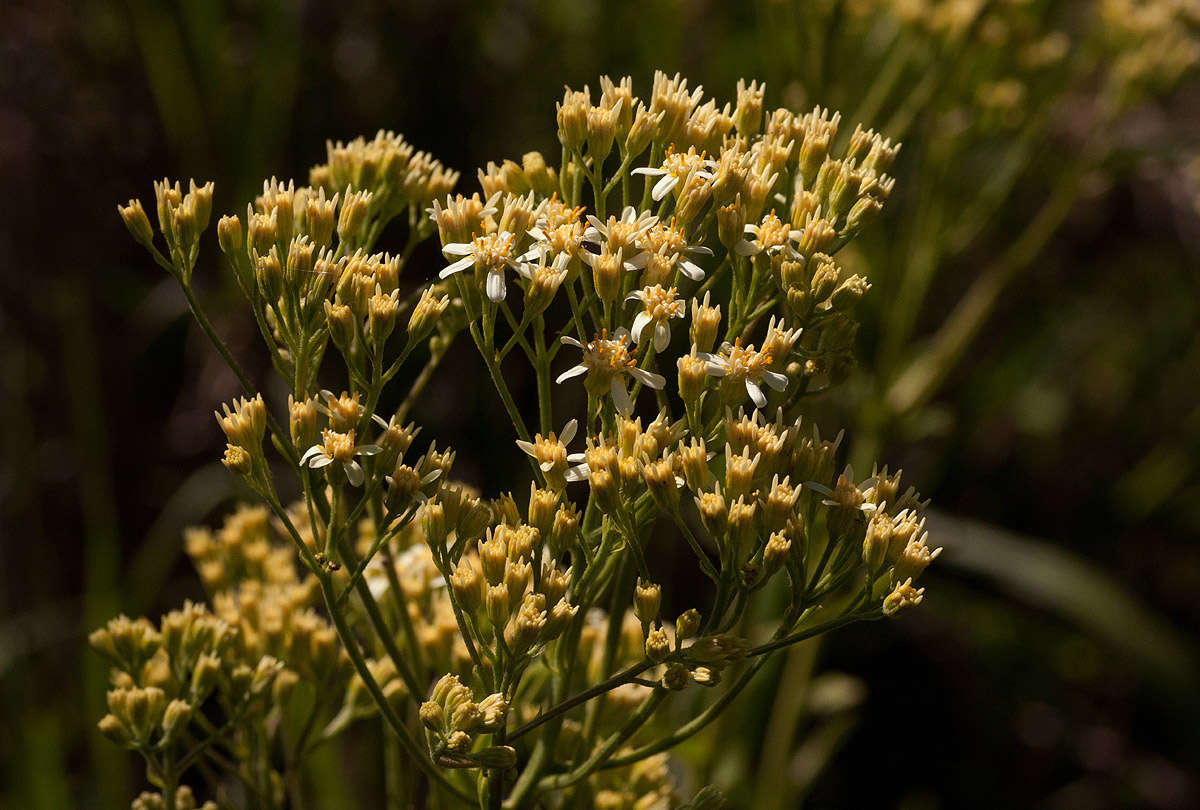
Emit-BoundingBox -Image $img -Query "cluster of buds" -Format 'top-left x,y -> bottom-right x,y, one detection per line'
118,178 -> 213,283
184,504 -> 298,592
92,501 -> 353,802
446,521 -> 579,665
588,753 -> 678,810
312,130 -> 458,243
131,786 -> 217,810
420,675 -> 513,769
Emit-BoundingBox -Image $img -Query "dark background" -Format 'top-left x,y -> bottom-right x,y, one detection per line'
2,1 -> 1198,808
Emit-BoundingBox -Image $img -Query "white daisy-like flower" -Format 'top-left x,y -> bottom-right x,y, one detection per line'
626,284 -> 686,352
641,218 -> 712,281
734,210 -> 801,258
439,230 -> 521,302
518,219 -> 586,264
632,145 -> 717,201
556,328 -> 666,415
805,466 -> 879,515
582,206 -> 658,271
515,418 -> 590,487
697,338 -> 789,409
300,428 -> 382,487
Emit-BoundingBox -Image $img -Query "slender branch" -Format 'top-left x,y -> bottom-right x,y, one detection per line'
506,659 -> 654,742
539,689 -> 667,791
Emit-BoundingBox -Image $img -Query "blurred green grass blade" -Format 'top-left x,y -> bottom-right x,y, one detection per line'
21,711 -> 71,810
929,510 -> 1199,691
125,462 -> 232,615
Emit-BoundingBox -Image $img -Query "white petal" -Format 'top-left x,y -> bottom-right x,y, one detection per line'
372,413 -> 390,428
806,481 -> 834,497
565,463 -> 591,482
540,460 -> 557,472
300,445 -> 324,464
733,240 -> 760,257
357,444 -> 383,456
610,378 -> 634,415
629,367 -> 666,389
561,419 -> 578,445
527,227 -> 547,240
515,439 -> 536,456
439,255 -> 475,277
560,335 -> 584,349
586,214 -> 606,233
625,251 -> 649,269
651,174 -> 678,201
746,379 -> 766,408
631,312 -> 651,344
761,370 -> 789,392
687,244 -> 714,256
555,364 -> 588,384
310,455 -> 334,468
653,322 -> 671,353
631,167 -> 665,177
442,242 -> 475,256
679,259 -> 705,281
346,461 -> 365,486
486,269 -> 506,302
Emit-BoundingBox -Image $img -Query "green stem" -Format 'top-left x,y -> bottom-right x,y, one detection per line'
179,281 -> 299,466
885,141 -> 1102,415
506,659 -> 654,742
539,689 -> 667,790
315,569 -> 473,804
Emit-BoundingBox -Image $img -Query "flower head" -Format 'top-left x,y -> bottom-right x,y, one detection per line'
698,338 -> 788,408
215,395 -> 267,449
582,206 -> 658,270
735,210 -> 801,257
515,418 -> 589,488
626,285 -> 686,352
300,428 -> 382,486
556,328 -> 666,415
632,145 -> 717,201
439,230 -> 521,302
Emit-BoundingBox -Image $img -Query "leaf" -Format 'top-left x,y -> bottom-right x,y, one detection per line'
928,509 -> 1199,691
679,786 -> 727,810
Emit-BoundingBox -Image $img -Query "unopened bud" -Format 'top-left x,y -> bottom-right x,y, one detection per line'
408,288 -> 450,345
118,199 -> 155,246
646,626 -> 671,663
634,579 -> 662,626
675,609 -> 701,641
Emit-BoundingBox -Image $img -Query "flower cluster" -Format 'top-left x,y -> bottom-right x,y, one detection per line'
104,72 -> 935,809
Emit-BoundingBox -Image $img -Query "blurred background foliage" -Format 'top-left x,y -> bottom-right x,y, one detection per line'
2,0 -> 1198,807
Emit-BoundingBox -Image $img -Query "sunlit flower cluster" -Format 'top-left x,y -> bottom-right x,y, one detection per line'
107,71 -> 938,809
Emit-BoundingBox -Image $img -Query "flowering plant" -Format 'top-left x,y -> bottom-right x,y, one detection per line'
97,71 -> 938,809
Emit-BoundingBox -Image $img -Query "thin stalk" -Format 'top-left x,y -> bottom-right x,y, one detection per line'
506,659 -> 654,742
179,281 -> 299,466
539,690 -> 667,791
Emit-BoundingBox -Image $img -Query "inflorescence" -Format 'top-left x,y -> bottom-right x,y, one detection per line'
106,71 -> 938,809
